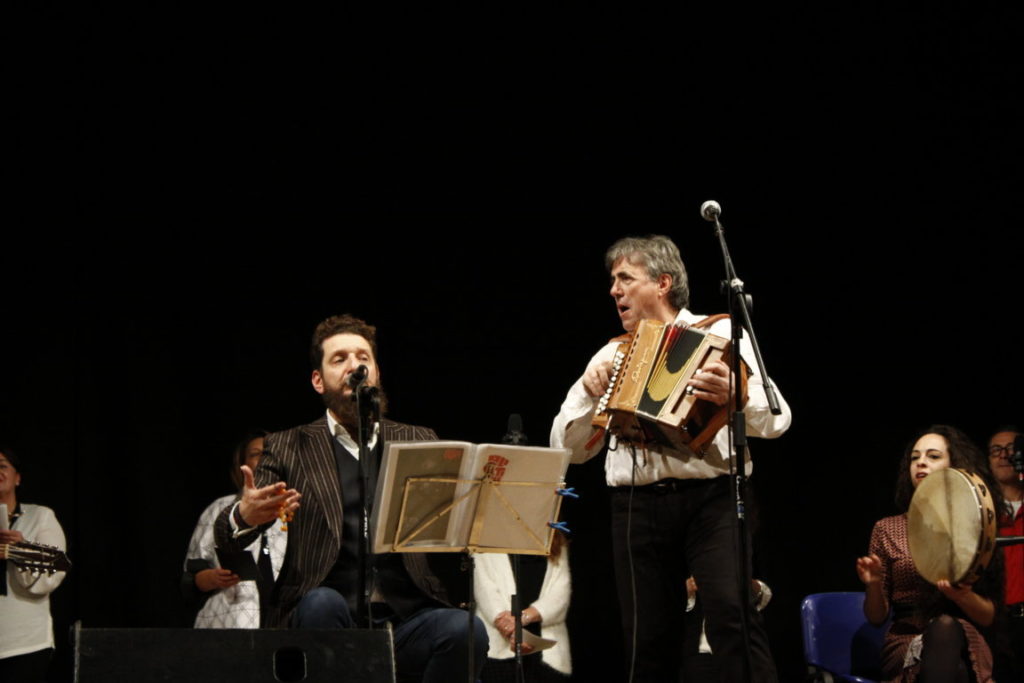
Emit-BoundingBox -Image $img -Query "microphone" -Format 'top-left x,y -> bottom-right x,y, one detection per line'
1013,435 -> 1024,482
347,365 -> 369,389
503,414 -> 528,445
700,200 -> 721,222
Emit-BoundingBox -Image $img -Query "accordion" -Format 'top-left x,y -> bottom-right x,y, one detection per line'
592,316 -> 747,453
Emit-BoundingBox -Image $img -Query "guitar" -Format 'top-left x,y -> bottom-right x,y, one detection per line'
1,540 -> 72,574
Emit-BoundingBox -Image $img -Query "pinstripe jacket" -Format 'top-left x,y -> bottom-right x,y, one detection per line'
214,416 -> 453,627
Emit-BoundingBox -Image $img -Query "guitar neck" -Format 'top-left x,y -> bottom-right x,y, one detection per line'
3,540 -> 72,574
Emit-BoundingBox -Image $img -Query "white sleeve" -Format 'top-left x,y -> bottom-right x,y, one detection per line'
185,496 -> 234,569
708,318 -> 792,439
753,580 -> 773,611
529,547 -> 571,627
473,553 -> 513,624
550,342 -> 618,463
13,508 -> 67,596
738,334 -> 792,439
226,501 -> 261,542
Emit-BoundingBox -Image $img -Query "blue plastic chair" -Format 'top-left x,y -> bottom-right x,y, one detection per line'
801,592 -> 889,683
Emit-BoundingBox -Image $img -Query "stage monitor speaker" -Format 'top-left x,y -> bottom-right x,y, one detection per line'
73,622 -> 395,682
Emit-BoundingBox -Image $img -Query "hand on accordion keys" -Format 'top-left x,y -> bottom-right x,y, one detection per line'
684,359 -> 733,406
583,359 -> 614,398
586,356 -> 734,404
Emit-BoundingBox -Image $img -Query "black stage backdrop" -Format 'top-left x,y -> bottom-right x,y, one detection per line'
4,3 -> 1022,681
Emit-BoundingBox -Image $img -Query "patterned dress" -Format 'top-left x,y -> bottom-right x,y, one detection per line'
869,514 -> 994,682
183,494 -> 287,628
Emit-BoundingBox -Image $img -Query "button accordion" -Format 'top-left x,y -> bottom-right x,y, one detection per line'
592,316 -> 747,453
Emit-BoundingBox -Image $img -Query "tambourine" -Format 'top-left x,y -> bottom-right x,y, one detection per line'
907,468 -> 997,585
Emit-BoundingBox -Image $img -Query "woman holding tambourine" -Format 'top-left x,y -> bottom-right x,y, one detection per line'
856,425 -> 1004,683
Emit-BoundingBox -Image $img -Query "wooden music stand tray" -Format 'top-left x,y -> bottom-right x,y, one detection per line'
370,441 -> 572,683
371,441 -> 571,556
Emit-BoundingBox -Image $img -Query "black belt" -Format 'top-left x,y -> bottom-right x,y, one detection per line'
612,476 -> 722,494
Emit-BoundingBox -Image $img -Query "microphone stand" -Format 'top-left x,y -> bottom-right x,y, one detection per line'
352,375 -> 381,630
1012,435 -> 1024,484
703,201 -> 783,683
503,415 -> 529,683
461,414 -> 531,683
1007,437 -> 1024,587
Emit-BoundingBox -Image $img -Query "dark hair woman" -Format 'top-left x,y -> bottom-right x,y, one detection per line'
180,430 -> 285,628
856,425 -> 1004,682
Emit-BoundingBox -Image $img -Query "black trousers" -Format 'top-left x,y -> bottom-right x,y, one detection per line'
611,476 -> 777,683
0,647 -> 53,683
994,612 -> 1024,683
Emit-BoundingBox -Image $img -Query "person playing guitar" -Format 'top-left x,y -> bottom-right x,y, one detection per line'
0,446 -> 69,683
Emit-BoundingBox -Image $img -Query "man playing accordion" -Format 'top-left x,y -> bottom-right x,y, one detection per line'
550,235 -> 791,682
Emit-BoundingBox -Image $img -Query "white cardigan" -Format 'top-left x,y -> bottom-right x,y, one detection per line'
473,549 -> 571,675
1,504 -> 67,660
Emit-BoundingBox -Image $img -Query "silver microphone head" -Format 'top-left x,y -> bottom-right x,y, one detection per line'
700,200 -> 721,222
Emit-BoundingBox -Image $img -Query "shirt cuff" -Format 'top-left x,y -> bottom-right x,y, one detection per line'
753,580 -> 773,611
229,502 -> 258,539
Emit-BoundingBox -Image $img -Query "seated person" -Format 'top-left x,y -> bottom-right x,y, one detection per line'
213,315 -> 487,682
181,430 -> 285,628
475,533 -> 571,682
856,425 -> 1002,683
987,426 -> 1023,682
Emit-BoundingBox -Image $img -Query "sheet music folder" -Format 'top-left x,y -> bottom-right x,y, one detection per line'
371,441 -> 571,555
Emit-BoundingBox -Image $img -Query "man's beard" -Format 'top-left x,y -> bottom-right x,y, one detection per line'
323,381 -> 389,434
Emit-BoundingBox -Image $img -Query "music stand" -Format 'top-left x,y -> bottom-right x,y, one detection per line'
372,441 -> 571,683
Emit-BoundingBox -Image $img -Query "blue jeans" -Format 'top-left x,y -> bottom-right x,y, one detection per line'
292,586 -> 357,628
293,588 -> 488,683
393,607 -> 488,683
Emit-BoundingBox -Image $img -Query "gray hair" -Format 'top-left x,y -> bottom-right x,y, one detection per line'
605,235 -> 689,310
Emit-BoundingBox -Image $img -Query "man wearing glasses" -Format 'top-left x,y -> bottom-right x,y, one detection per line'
988,426 -> 1023,681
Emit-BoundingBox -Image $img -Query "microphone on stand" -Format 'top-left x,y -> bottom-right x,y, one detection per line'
1012,434 -> 1024,483
503,414 -> 528,446
700,200 -> 722,222
347,365 -> 369,389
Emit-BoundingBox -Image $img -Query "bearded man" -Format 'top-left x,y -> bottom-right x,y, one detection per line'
215,314 -> 486,683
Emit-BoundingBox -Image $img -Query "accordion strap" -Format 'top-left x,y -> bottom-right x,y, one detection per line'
693,313 -> 730,329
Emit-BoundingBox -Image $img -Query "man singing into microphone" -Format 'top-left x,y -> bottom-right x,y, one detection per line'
215,314 -> 486,682
550,236 -> 791,681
